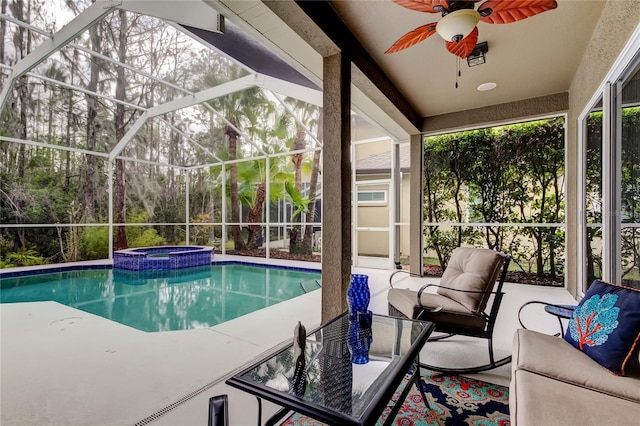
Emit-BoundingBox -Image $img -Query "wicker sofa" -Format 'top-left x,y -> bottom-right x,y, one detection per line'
509,328 -> 640,425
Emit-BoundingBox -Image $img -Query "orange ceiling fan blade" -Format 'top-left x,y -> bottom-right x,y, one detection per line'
445,26 -> 478,58
385,23 -> 438,54
391,0 -> 451,13
478,0 -> 558,24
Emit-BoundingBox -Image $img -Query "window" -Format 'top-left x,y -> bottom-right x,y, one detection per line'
357,190 -> 387,204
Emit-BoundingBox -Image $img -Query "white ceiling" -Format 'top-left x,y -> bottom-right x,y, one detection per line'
330,0 -> 605,117
211,0 -> 606,136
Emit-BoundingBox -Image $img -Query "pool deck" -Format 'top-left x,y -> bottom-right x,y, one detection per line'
0,256 -> 576,425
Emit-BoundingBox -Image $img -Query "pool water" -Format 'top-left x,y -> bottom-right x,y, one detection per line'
0,264 -> 321,332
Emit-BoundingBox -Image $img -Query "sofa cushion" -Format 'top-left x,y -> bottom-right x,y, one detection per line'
563,279 -> 640,376
438,247 -> 504,314
513,328 -> 640,403
510,369 -> 640,426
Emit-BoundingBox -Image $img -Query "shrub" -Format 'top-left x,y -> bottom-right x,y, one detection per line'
80,227 -> 109,260
129,228 -> 167,248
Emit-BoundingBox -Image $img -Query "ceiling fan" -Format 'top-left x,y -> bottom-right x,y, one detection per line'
385,0 -> 558,58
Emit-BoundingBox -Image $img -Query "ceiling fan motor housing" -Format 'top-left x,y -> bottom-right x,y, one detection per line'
436,9 -> 480,42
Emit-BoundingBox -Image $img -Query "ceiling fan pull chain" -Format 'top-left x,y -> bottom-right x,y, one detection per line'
455,57 -> 460,88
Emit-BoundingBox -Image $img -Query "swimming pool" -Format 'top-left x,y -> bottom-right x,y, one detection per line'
0,263 -> 321,332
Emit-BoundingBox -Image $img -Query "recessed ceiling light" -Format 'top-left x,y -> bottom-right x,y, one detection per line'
477,82 -> 497,91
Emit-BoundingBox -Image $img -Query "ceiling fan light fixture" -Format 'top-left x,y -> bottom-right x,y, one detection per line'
436,9 -> 480,42
467,41 -> 488,67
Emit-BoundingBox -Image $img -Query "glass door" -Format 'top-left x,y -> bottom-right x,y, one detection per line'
581,39 -> 640,292
583,98 -> 603,292
613,60 -> 640,287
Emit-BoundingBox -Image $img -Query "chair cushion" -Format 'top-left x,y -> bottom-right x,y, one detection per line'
438,247 -> 505,313
563,279 -> 640,376
387,288 -> 486,330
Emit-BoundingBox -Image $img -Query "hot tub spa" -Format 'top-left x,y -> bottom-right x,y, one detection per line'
113,246 -> 213,271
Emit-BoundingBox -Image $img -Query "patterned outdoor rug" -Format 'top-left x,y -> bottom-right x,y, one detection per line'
281,369 -> 510,426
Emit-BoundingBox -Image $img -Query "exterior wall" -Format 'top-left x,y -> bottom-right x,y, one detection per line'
422,93 -> 568,133
356,181 -> 389,256
354,138 -> 392,160
354,138 -> 413,260
399,172 -> 411,257
354,138 -> 394,258
355,168 -> 412,258
565,1 -> 640,298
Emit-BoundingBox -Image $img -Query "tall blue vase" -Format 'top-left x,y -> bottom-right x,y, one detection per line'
347,318 -> 372,364
347,274 -> 370,319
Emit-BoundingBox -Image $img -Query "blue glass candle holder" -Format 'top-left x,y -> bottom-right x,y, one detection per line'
347,274 -> 370,319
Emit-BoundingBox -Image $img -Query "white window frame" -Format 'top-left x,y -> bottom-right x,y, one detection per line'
357,190 -> 388,205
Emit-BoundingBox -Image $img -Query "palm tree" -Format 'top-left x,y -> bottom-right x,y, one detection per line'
282,98 -> 319,254
206,70 -> 269,250
238,110 -> 292,249
301,108 -> 323,254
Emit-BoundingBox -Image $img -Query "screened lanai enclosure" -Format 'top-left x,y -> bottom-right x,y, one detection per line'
0,0 -> 358,267
0,0 -> 415,271
2,1 -> 638,288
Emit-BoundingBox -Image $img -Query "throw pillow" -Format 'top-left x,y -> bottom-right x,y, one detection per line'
564,279 -> 640,376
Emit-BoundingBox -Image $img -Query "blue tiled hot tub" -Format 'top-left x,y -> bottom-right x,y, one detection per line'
113,246 -> 213,271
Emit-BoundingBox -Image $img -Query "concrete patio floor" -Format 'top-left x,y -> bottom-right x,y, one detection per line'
0,256 -> 576,425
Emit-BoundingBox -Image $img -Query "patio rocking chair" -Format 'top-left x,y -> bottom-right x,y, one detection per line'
387,247 -> 511,374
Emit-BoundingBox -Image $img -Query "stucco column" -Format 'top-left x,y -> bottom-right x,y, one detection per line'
321,52 -> 351,323
409,133 -> 423,275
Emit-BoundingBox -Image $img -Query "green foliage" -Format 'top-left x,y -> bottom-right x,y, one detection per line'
423,118 -> 567,275
284,181 -> 311,220
80,227 -> 109,260
3,248 -> 48,267
129,228 -> 167,248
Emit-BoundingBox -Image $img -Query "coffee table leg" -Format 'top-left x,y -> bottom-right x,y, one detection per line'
382,357 -> 428,426
255,397 -> 292,426
256,397 -> 262,425
414,357 -> 431,411
265,408 -> 292,426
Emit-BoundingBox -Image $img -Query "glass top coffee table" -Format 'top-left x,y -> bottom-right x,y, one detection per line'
226,312 -> 435,426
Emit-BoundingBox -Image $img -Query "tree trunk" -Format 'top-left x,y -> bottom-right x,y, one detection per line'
289,126 -> 306,253
246,181 -> 266,249
113,9 -> 128,250
535,230 -> 544,277
64,88 -> 72,190
0,0 -> 7,64
301,109 -> 322,254
226,124 -> 244,249
17,76 -> 27,179
84,21 -> 101,219
47,86 -> 54,145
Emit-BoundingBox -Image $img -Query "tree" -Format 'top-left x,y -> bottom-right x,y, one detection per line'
282,98 -> 319,255
84,18 -> 102,219
510,119 -> 565,277
107,9 -> 133,250
422,118 -> 566,277
620,106 -> 640,285
585,111 -> 603,286
301,108 -> 323,254
422,134 -> 478,268
467,128 -> 515,251
205,69 -> 268,250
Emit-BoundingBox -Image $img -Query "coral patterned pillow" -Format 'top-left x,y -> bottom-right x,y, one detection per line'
564,279 -> 640,376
